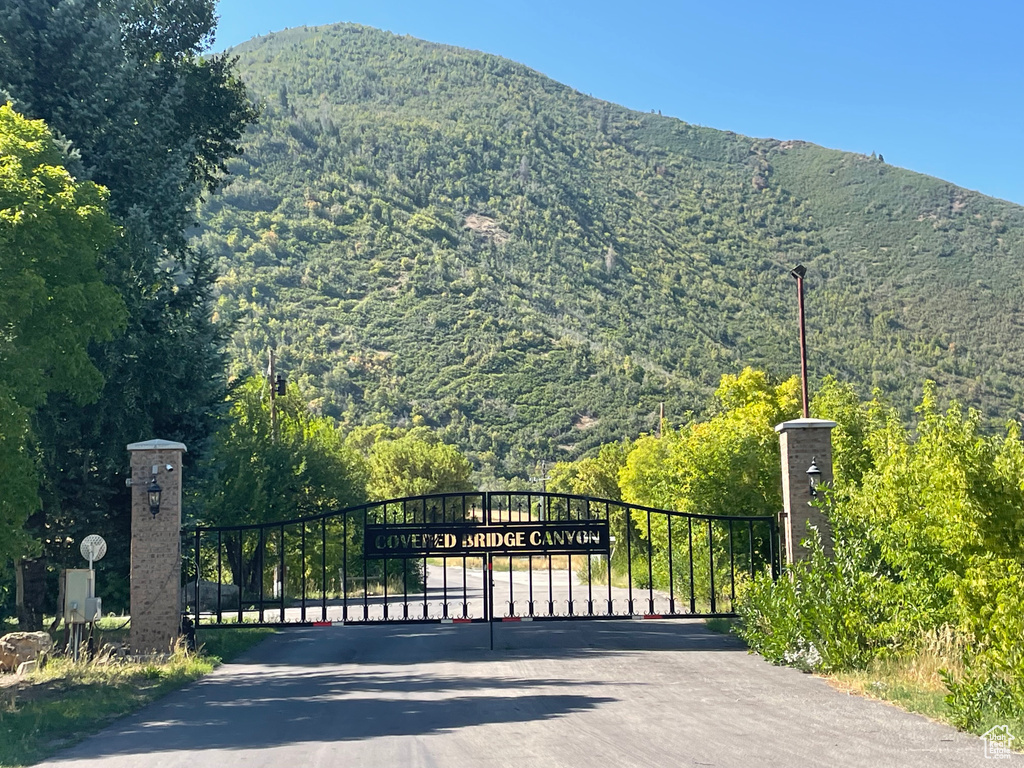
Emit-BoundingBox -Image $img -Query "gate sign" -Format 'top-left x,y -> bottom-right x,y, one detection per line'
364,521 -> 610,558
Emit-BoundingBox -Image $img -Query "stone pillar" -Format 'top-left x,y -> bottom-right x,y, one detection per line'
775,418 -> 836,564
128,439 -> 186,654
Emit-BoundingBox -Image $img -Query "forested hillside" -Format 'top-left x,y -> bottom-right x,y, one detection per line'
196,23 -> 1024,478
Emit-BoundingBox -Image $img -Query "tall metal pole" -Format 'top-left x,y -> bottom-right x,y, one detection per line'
268,348 -> 277,441
791,265 -> 810,418
487,554 -> 494,652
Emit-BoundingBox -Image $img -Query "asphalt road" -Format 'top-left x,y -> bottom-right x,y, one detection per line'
41,620 -> 1015,768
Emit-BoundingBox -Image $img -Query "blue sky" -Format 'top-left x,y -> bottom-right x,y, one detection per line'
214,0 -> 1023,206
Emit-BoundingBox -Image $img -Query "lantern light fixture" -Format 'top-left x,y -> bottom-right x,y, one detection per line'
806,457 -> 822,498
148,474 -> 163,517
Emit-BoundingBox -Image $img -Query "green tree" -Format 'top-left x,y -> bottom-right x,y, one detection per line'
739,381 -> 1024,727
615,368 -> 799,604
810,375 -> 878,489
0,0 -> 257,623
832,383 -> 1024,631
548,440 -> 631,500
346,426 -> 474,500
0,105 -> 125,586
620,368 -> 799,516
199,377 -> 366,597
202,377 -> 367,528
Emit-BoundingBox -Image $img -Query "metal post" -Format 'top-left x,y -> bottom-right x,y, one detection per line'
268,348 -> 277,441
791,265 -> 810,419
321,518 -> 327,623
194,529 -> 201,628
485,492 -> 494,651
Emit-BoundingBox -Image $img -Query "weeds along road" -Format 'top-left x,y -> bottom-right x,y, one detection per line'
40,620 -> 1012,768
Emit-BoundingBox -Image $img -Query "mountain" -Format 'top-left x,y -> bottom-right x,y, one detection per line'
194,23 -> 1024,478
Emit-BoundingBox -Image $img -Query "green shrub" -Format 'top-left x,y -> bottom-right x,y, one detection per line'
737,528 -> 893,672
738,380 -> 1024,732
943,558 -> 1024,728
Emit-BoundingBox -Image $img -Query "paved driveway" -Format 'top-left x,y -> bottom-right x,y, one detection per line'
41,620 -> 1013,767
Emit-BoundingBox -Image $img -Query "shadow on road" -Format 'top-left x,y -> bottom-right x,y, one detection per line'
43,619 -> 1004,768
48,668 -> 612,759
235,618 -> 745,667
45,620 -> 742,763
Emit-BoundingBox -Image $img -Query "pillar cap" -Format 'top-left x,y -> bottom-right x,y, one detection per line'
127,439 -> 188,452
774,418 -> 837,433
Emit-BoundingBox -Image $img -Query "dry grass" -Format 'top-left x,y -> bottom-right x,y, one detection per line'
0,628 -> 272,767
0,644 -> 213,767
492,555 -> 571,571
840,625 -> 967,688
828,626 -> 970,723
429,555 -> 572,571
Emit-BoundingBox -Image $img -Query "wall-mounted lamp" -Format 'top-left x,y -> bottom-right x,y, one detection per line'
148,474 -> 163,517
806,457 -> 822,498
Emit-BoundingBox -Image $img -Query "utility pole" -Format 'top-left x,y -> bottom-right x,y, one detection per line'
658,402 -> 665,438
529,459 -> 552,494
790,265 -> 810,418
529,460 -> 552,521
268,348 -> 277,441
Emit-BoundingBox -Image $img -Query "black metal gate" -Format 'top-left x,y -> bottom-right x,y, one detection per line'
182,492 -> 779,628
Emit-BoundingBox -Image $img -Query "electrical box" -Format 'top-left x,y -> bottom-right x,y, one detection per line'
84,597 -> 102,622
63,569 -> 96,624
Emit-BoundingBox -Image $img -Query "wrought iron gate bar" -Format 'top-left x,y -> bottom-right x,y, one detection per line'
667,515 -> 674,614
184,491 -> 779,628
188,491 -> 762,533
728,519 -> 735,605
708,520 -> 716,614
647,510 -> 654,616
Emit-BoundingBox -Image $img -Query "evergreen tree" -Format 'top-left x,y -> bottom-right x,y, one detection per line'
0,0 -> 257,624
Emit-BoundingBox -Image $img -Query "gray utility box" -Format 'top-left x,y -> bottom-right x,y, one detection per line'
85,597 -> 102,621
64,569 -> 101,623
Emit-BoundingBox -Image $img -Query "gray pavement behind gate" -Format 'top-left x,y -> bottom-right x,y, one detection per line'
203,562 -> 722,625
41,620 -> 1015,768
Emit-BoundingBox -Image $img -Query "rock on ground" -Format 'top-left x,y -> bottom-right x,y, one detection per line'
0,631 -> 53,672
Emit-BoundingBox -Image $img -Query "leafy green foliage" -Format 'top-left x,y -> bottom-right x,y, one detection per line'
738,529 -> 898,673
0,105 -> 125,571
197,376 -> 367,601
620,368 -> 798,516
194,387 -> 471,603
0,0 -> 257,622
200,377 -> 366,527
613,369 -> 796,606
736,380 -> 1024,729
545,369 -> 793,607
940,556 -> 1024,729
196,23 -> 1023,485
347,426 -> 474,500
548,441 -> 630,500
